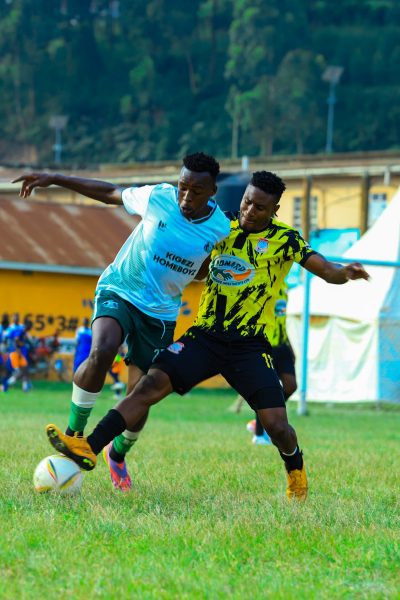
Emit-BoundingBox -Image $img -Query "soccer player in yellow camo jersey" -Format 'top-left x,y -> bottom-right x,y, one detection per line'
245,283 -> 298,444
46,171 -> 370,501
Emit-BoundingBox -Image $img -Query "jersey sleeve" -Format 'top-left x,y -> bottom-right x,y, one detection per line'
291,231 -> 317,265
121,185 -> 155,217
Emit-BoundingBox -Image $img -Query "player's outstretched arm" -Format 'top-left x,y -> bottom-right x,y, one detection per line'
303,253 -> 370,284
12,172 -> 123,205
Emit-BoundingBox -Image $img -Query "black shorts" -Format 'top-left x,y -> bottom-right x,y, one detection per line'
154,327 -> 285,410
270,344 -> 296,377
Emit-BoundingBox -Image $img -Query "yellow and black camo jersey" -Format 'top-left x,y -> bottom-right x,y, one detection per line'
269,283 -> 289,347
194,216 -> 316,341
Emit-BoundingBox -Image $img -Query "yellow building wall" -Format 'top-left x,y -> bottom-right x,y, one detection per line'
0,270 -> 97,337
279,181 -> 398,230
1,270 -> 229,388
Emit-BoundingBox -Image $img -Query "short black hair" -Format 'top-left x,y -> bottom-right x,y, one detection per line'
182,152 -> 220,180
251,171 -> 286,200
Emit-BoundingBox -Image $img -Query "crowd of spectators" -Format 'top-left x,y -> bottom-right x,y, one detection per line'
1,313 -> 125,395
0,313 -> 125,399
0,313 -> 65,392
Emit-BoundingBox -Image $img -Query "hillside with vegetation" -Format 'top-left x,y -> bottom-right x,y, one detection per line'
1,0 -> 399,165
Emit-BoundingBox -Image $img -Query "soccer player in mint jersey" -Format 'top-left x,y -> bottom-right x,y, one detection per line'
13,152 -> 230,490
45,171 -> 370,501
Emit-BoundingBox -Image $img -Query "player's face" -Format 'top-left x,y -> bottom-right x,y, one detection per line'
178,167 -> 217,220
239,185 -> 280,232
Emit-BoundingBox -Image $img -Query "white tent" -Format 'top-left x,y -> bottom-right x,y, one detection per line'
287,188 -> 400,402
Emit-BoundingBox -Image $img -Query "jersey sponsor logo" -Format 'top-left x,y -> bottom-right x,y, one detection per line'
204,241 -> 214,253
158,220 -> 167,230
210,254 -> 254,287
153,252 -> 197,276
275,299 -> 287,316
255,238 -> 269,253
167,341 -> 185,354
102,300 -> 119,309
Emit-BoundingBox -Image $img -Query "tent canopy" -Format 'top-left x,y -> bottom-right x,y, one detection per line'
288,188 -> 400,322
287,187 -> 400,402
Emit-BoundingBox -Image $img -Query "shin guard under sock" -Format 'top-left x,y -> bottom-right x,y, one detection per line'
87,409 -> 127,455
67,383 -> 100,434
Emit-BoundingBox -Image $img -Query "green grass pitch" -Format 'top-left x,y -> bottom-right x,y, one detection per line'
0,382 -> 399,598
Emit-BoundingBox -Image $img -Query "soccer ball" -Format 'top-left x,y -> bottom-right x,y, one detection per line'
33,455 -> 83,495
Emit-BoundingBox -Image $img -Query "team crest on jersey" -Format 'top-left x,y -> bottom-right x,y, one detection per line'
102,300 -> 119,309
210,254 -> 254,287
275,299 -> 287,317
167,341 -> 185,354
255,238 -> 269,253
204,241 -> 214,253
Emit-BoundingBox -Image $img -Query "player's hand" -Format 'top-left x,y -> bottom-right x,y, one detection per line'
343,262 -> 370,281
12,172 -> 54,198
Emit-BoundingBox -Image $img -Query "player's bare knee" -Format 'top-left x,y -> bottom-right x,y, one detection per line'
263,417 -> 289,440
266,423 -> 288,442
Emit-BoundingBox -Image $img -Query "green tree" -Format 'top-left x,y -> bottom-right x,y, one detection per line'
275,50 -> 325,154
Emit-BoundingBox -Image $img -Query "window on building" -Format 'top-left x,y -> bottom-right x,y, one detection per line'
293,197 -> 301,229
293,196 -> 318,230
368,193 -> 387,227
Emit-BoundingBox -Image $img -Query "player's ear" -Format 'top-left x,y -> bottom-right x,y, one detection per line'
274,202 -> 280,215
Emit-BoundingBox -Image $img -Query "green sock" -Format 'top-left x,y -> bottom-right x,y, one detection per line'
67,383 -> 100,434
112,432 -> 140,459
67,402 -> 93,433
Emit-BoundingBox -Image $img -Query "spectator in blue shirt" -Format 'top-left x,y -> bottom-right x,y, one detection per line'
73,318 -> 92,373
4,314 -> 25,351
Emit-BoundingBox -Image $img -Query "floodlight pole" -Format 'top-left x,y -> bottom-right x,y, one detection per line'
54,126 -> 63,164
325,80 -> 336,154
322,66 -> 343,154
49,115 -> 68,164
231,109 -> 239,160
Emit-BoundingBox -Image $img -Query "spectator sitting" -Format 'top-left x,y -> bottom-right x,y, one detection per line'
48,330 -> 61,355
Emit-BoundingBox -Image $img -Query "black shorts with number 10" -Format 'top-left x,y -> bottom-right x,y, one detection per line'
154,326 -> 285,410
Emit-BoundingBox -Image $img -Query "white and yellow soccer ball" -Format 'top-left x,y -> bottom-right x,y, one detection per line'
33,455 -> 83,495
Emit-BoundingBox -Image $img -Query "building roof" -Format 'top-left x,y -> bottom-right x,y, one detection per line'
0,197 -> 140,274
1,150 -> 400,193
